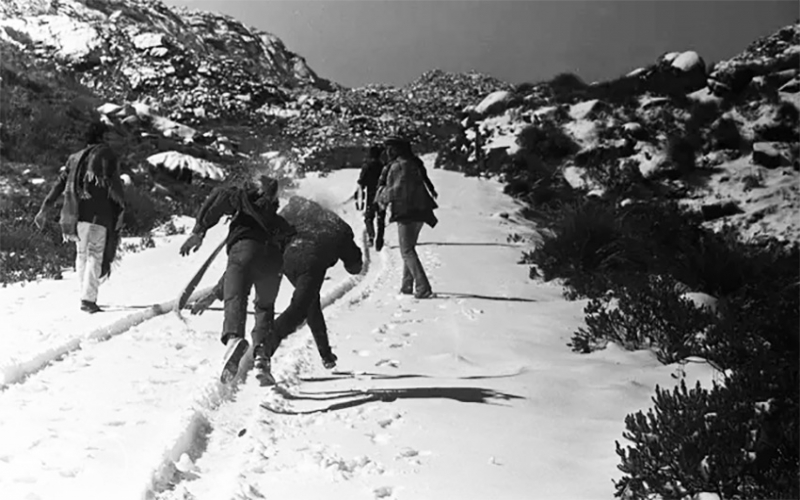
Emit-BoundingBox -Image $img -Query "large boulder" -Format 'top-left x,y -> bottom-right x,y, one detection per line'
752,142 -> 790,169
473,90 -> 518,119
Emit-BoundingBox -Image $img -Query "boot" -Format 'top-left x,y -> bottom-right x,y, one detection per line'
254,345 -> 276,386
80,300 -> 102,314
220,336 -> 249,384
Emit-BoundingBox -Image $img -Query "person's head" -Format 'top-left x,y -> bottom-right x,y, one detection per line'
85,119 -> 109,145
368,145 -> 384,159
384,135 -> 412,160
340,237 -> 363,275
252,173 -> 280,210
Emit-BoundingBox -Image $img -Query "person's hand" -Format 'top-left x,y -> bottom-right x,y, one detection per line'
179,233 -> 203,256
430,189 -> 438,200
190,290 -> 217,315
34,210 -> 47,230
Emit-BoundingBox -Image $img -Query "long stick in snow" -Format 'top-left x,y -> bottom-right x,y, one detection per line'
176,237 -> 227,315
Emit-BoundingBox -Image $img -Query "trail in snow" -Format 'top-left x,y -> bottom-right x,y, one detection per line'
1,166 -> 720,500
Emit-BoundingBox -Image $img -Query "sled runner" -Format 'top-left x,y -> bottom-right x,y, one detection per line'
176,237 -> 227,315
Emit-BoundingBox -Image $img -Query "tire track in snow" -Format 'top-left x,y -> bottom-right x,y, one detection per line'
147,229 -> 392,499
0,287 -> 216,389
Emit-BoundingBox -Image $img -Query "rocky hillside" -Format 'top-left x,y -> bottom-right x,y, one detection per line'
0,0 -> 333,126
446,23 -> 799,243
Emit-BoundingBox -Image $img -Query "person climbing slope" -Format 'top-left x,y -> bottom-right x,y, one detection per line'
178,173 -> 296,383
356,144 -> 386,248
34,119 -> 126,314
377,134 -> 438,299
189,195 -> 363,386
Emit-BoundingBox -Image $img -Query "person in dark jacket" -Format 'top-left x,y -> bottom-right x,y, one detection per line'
179,174 -> 296,383
34,120 -> 125,313
376,135 -> 438,299
357,145 -> 386,248
188,196 -> 363,385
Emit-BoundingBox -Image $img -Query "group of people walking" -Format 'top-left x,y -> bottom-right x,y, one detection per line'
36,121 -> 438,386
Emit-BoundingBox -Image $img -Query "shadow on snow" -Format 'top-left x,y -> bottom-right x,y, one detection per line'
262,385 -> 523,415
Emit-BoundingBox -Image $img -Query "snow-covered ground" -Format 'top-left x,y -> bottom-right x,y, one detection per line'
0,164 -> 719,500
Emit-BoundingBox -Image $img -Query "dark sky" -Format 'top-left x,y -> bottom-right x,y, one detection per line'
164,0 -> 798,88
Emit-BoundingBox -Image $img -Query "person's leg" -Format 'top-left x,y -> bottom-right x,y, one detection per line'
250,244 -> 283,349
305,285 -> 337,367
364,203 -> 376,243
82,223 -> 107,310
261,272 -> 325,359
75,222 -> 89,304
375,208 -> 386,251
397,221 -> 431,297
220,240 -> 260,383
221,240 -> 256,345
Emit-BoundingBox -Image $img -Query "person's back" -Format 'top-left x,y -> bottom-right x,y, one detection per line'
35,120 -> 125,313
279,196 -> 361,278
358,147 -> 385,200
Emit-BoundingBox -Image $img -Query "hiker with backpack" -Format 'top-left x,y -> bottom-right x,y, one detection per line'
178,173 -> 296,383
356,144 -> 387,248
34,120 -> 126,314
188,196 -> 363,385
376,135 -> 438,299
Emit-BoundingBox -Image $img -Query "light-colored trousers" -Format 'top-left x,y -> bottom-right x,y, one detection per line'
75,221 -> 107,303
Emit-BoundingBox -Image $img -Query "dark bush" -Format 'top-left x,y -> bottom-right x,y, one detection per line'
710,118 -> 743,151
570,275 -> 717,362
516,121 -> 579,166
121,184 -> 172,236
615,273 -> 799,500
665,135 -> 697,177
522,198 -> 638,297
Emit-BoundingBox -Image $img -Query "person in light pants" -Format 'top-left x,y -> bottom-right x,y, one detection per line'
74,222 -> 108,305
35,120 -> 125,313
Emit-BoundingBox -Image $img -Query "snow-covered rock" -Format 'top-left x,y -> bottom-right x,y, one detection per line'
671,51 -> 703,72
0,15 -> 103,64
473,90 -> 517,119
146,151 -> 225,180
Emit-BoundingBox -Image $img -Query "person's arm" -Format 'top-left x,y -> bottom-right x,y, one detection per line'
190,186 -> 239,237
417,158 -> 438,199
357,162 -> 370,187
34,169 -> 69,228
41,170 -> 69,209
180,186 -> 239,256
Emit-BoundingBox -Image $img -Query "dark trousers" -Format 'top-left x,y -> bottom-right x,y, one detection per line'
364,201 -> 385,242
262,270 -> 333,360
397,221 -> 431,294
221,239 -> 283,347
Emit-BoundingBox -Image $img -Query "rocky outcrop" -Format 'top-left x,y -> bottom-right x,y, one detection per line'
0,0 -> 332,125
708,23 -> 800,97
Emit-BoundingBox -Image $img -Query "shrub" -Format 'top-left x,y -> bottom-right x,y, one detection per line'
121,184 -> 172,236
570,275 -> 717,362
710,118 -> 743,151
516,121 -> 579,166
615,276 -> 799,499
522,198 -> 637,297
665,134 -> 697,177
0,217 -> 74,284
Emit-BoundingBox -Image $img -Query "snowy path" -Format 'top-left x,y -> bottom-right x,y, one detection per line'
0,166 -> 718,500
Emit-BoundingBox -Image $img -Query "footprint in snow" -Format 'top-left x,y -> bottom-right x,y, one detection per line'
368,432 -> 392,445
374,486 -> 394,499
375,359 -> 400,368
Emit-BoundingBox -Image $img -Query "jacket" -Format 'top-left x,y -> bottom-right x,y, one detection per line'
190,184 -> 296,251
377,155 -> 438,227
